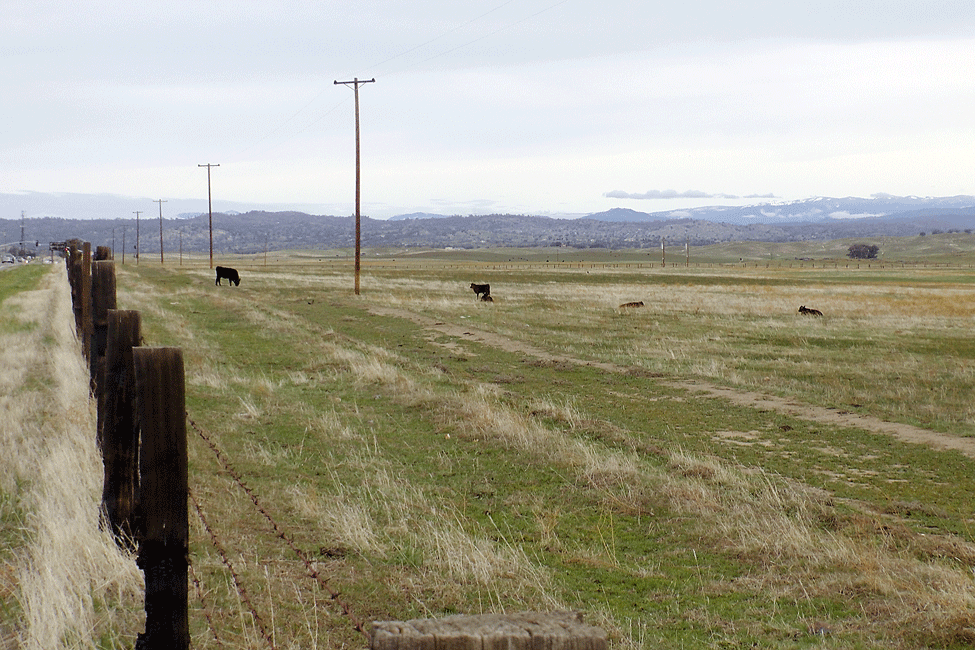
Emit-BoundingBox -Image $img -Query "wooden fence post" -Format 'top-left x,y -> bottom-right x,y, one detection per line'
81,242 -> 92,362
67,243 -> 82,333
90,260 -> 117,384
133,347 -> 189,650
99,310 -> 142,542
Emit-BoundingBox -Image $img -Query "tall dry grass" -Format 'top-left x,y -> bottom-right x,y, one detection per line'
0,266 -> 143,649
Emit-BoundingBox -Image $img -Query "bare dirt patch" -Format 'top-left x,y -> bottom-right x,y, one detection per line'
369,305 -> 975,460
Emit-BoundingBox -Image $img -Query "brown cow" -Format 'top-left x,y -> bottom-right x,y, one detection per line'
470,283 -> 490,299
619,301 -> 644,309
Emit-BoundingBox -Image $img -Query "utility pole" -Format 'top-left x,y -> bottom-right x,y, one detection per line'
199,164 -> 219,269
661,236 -> 666,268
334,77 -> 375,295
20,210 -> 25,253
154,199 -> 167,264
134,211 -> 142,264
122,227 -> 126,265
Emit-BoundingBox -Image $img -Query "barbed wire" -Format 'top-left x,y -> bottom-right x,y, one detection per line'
190,488 -> 277,650
187,414 -> 372,643
188,552 -> 226,648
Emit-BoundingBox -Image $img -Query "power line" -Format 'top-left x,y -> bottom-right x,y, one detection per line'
228,1 -> 571,166
334,78 -> 375,296
198,164 -> 220,269
154,199 -> 167,265
133,211 -> 142,265
363,0 -> 518,74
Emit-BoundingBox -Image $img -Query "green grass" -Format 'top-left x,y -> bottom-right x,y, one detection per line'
0,264 -> 46,304
114,246 -> 975,649
0,265 -> 47,334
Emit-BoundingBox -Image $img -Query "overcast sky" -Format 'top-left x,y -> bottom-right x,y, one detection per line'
3,1 -> 974,219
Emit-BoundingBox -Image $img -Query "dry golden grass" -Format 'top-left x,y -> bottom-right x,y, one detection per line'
0,266 -> 143,649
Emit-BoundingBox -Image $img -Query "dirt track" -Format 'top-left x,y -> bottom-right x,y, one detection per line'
369,305 -> 975,460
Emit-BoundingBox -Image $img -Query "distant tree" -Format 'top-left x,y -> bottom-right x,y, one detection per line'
847,243 -> 879,260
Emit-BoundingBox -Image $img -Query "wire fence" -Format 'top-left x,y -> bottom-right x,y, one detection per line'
187,415 -> 371,646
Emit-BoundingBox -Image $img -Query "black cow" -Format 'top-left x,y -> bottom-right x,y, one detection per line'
470,282 -> 490,299
480,294 -> 494,302
215,266 -> 240,286
798,305 -> 823,316
619,301 -> 644,309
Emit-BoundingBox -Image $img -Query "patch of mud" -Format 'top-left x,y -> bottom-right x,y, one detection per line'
425,333 -> 475,356
367,305 -> 975,460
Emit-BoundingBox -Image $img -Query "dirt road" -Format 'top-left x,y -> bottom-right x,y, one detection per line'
369,305 -> 975,460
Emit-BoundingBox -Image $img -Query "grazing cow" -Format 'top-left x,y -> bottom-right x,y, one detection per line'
215,266 -> 240,286
798,305 -> 823,316
480,294 -> 494,302
470,282 -> 490,299
619,301 -> 644,309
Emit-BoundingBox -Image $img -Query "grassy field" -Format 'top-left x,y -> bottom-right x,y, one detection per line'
103,235 -> 975,649
4,231 -> 975,648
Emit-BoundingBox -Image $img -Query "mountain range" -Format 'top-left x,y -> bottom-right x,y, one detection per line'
2,194 -> 974,255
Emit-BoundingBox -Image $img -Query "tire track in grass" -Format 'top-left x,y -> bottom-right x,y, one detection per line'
368,305 -> 975,460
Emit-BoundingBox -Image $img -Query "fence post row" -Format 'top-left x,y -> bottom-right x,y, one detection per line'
64,243 -> 189,650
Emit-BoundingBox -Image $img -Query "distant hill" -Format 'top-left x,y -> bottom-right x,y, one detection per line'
2,195 -> 973,255
585,207 -> 672,223
387,212 -> 455,221
586,195 -> 975,225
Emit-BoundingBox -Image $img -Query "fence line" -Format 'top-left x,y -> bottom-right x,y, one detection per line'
65,241 -> 190,649
188,416 -> 372,643
66,240 -> 605,649
190,489 -> 277,650
187,559 -> 226,649
67,238 -> 371,646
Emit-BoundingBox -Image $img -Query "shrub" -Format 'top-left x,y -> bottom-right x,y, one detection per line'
847,243 -> 879,259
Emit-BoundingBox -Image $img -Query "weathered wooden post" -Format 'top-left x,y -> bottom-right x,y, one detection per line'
90,260 -> 117,384
133,347 -> 189,650
99,310 -> 142,541
81,242 -> 92,362
67,243 -> 82,332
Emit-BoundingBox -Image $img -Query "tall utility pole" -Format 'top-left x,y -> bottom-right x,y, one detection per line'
199,164 -> 219,269
154,199 -> 167,264
134,211 -> 142,264
334,77 -> 375,295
